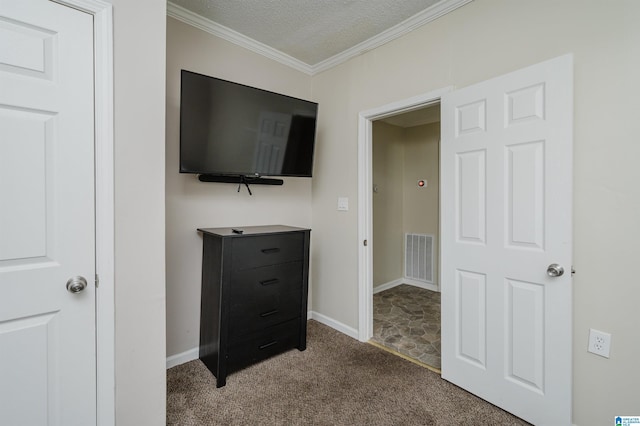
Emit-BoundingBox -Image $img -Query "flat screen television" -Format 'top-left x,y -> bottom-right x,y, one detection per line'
179,70 -> 318,184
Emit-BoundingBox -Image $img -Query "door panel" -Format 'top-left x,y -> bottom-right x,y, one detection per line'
456,149 -> 486,244
0,107 -> 52,260
506,278 -> 544,392
0,1 -> 96,424
0,14 -> 55,80
456,269 -> 486,367
441,55 -> 573,425
506,140 -> 545,250
0,312 -> 60,425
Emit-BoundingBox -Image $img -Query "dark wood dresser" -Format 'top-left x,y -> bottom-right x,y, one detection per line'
197,225 -> 310,387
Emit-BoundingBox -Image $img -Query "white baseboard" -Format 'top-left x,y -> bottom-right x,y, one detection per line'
308,311 -> 359,340
373,278 -> 404,294
374,278 -> 439,294
166,346 -> 199,369
403,278 -> 439,292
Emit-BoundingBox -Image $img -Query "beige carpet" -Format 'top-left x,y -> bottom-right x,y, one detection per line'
167,320 -> 529,425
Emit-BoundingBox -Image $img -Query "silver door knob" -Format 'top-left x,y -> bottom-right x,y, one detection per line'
547,264 -> 564,277
66,276 -> 87,293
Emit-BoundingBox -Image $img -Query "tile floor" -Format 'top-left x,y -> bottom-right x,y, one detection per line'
372,284 -> 441,369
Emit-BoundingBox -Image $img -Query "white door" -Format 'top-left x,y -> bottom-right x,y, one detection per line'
0,1 -> 96,425
441,55 -> 573,425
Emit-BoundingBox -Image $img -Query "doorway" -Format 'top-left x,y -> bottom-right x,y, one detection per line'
357,86 -> 451,345
370,105 -> 442,369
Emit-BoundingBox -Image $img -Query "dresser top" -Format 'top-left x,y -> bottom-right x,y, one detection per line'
198,225 -> 310,238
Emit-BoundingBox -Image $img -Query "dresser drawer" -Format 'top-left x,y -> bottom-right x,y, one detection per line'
227,319 -> 300,372
231,232 -> 304,270
228,261 -> 302,299
228,287 -> 301,336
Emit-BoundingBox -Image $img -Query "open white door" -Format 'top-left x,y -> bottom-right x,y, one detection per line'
0,0 -> 97,424
441,55 -> 573,425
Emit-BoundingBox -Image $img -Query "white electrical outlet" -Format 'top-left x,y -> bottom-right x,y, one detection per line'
337,197 -> 349,211
587,329 -> 611,358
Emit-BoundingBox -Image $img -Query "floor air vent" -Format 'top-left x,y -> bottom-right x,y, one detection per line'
405,233 -> 433,283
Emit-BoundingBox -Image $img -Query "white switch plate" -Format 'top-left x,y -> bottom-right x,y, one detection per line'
337,197 -> 349,211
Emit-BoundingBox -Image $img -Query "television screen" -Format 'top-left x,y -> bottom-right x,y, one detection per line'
180,70 -> 318,178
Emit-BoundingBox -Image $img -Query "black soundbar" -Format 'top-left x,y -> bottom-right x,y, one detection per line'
198,174 -> 284,186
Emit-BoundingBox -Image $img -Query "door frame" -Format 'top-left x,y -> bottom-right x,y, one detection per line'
53,0 -> 115,424
357,87 -> 452,341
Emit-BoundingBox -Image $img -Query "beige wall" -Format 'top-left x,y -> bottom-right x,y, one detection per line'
402,122 -> 439,285
372,121 -> 440,289
372,122 -> 404,287
165,18 -> 313,358
310,1 -> 640,424
110,0 -> 167,423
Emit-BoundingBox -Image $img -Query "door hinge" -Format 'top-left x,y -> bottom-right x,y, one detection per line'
363,239 -> 368,247
95,273 -> 100,288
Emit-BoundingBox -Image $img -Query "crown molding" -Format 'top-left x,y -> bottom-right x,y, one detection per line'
167,0 -> 472,76
311,0 -> 473,75
167,2 -> 313,75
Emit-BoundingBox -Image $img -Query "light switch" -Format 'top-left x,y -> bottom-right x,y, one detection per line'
337,197 -> 349,211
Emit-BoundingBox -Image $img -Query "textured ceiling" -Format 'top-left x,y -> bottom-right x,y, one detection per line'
171,0 -> 445,66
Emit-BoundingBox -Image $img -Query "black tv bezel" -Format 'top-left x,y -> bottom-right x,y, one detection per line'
179,69 -> 318,179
